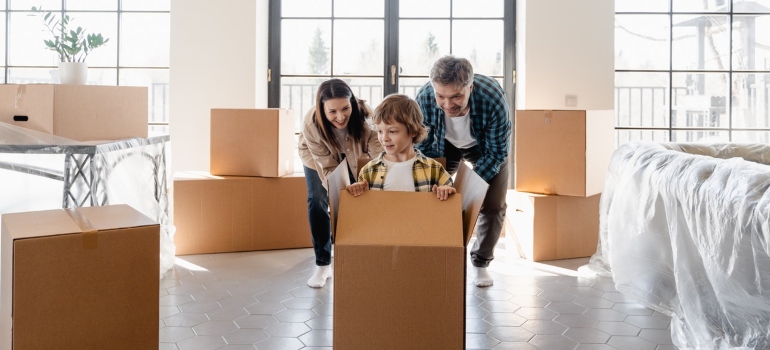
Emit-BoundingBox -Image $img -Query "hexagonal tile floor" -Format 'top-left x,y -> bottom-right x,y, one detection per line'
159,239 -> 676,350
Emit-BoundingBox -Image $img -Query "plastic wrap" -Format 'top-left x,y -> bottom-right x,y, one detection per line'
581,141 -> 770,349
0,122 -> 176,277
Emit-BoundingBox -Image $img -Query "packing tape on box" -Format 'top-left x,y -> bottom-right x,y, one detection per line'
64,208 -> 99,250
544,110 -> 552,123
14,85 -> 26,109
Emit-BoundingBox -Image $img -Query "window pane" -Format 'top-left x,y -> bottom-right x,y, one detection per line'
672,130 -> 729,142
732,73 -> 770,128
8,67 -> 57,83
733,130 -> 770,143
333,19 -> 383,76
733,15 -> 770,70
84,67 -> 117,85
149,124 -> 169,136
399,20 -> 449,76
400,0 -> 450,18
672,72 -> 729,128
65,0 -> 117,11
280,77 -> 326,131
122,0 -> 170,11
120,13 -> 169,67
334,0 -> 383,18
673,15 -> 730,70
616,130 -> 669,147
615,14 -> 670,70
615,0 -> 669,12
282,20 -> 331,75
399,77 -> 429,98
0,15 -> 6,65
345,77 -> 385,107
673,0 -> 729,13
615,72 -> 670,128
453,0 -> 503,18
452,20 -> 503,77
120,69 -> 170,124
733,0 -> 770,13
12,0 -> 59,11
9,12 -> 56,66
283,0 -> 331,17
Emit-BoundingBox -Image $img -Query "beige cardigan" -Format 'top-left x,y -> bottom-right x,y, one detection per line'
298,107 -> 382,188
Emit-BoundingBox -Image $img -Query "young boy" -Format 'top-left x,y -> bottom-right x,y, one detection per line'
346,94 -> 456,199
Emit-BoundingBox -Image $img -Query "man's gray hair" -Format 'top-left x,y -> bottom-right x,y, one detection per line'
430,56 -> 474,88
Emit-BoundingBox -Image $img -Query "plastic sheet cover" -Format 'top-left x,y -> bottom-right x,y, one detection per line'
580,141 -> 770,349
0,122 -> 176,277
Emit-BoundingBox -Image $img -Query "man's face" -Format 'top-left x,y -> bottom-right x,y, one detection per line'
433,82 -> 473,118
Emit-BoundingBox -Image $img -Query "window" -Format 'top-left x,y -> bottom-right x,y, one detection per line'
268,0 -> 514,130
615,0 -> 770,144
2,0 -> 170,134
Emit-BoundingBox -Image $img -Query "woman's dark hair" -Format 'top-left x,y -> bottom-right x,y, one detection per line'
314,79 -> 371,152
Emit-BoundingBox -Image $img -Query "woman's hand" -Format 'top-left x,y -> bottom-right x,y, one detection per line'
346,181 -> 369,197
432,185 -> 457,201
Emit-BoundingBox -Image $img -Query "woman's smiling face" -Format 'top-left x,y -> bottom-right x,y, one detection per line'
324,97 -> 352,129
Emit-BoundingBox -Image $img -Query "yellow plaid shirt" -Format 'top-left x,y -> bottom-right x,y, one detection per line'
358,149 -> 453,191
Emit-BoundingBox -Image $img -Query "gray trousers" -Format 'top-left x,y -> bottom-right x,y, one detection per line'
444,142 -> 509,268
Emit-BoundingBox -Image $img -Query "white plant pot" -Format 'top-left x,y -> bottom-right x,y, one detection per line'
58,62 -> 88,85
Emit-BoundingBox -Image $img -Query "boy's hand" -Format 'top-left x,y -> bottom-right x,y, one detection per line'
432,184 -> 456,201
346,181 -> 369,197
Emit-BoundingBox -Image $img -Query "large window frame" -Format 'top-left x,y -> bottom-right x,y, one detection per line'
267,0 -> 515,113
615,0 -> 770,144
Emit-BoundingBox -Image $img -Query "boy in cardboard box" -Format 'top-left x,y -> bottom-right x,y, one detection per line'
346,93 -> 456,199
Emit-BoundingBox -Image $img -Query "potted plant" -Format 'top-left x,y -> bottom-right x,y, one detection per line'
32,6 -> 110,84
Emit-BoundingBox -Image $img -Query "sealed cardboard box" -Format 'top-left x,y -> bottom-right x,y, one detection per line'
514,109 -> 614,197
172,171 -> 311,255
0,204 -> 159,350
506,190 -> 601,261
0,84 -> 148,141
210,108 -> 295,177
331,163 -> 488,350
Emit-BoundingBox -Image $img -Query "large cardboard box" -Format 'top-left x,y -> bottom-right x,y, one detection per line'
514,109 -> 614,197
210,108 -> 295,177
0,84 -> 148,141
331,163 -> 488,350
0,204 -> 159,350
172,171 -> 312,255
506,190 -> 601,262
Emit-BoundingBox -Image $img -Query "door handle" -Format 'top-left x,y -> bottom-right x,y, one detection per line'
391,65 -> 396,85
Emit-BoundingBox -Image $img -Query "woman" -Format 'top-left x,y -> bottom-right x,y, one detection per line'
298,79 -> 382,288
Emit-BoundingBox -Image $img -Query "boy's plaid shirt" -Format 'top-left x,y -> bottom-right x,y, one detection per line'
358,149 -> 453,192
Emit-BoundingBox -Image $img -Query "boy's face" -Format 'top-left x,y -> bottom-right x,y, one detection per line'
433,82 -> 473,118
376,120 -> 415,161
323,97 -> 352,129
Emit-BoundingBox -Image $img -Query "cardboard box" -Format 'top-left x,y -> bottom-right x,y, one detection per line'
506,190 -> 601,261
331,162 -> 488,350
172,171 -> 312,255
514,109 -> 614,197
210,108 -> 295,177
0,204 -> 159,350
0,84 -> 148,141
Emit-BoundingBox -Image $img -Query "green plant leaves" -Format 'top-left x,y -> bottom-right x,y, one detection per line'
32,5 -> 109,62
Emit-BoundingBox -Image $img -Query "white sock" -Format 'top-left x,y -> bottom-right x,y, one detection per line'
307,265 -> 332,288
474,266 -> 494,287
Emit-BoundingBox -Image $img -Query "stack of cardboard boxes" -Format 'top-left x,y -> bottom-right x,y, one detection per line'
172,109 -> 312,255
511,110 -> 614,261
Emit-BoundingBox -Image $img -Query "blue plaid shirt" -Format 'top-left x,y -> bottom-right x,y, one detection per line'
414,74 -> 511,182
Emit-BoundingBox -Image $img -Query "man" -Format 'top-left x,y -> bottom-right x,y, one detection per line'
415,55 -> 511,287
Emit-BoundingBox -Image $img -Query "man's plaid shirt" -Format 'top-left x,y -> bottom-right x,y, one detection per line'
414,74 -> 511,182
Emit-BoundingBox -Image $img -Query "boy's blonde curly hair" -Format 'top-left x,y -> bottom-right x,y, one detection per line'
372,94 -> 428,144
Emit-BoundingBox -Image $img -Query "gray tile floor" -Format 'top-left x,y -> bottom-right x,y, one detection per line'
159,239 -> 677,350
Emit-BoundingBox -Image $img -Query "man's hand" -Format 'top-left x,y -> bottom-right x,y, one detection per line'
346,181 -> 369,197
432,184 -> 456,201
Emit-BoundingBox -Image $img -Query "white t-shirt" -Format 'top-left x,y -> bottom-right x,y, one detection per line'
332,127 -> 348,154
382,156 -> 417,192
444,113 -> 477,149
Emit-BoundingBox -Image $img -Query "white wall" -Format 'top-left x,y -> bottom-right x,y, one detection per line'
516,0 -> 615,110
169,0 -> 269,175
